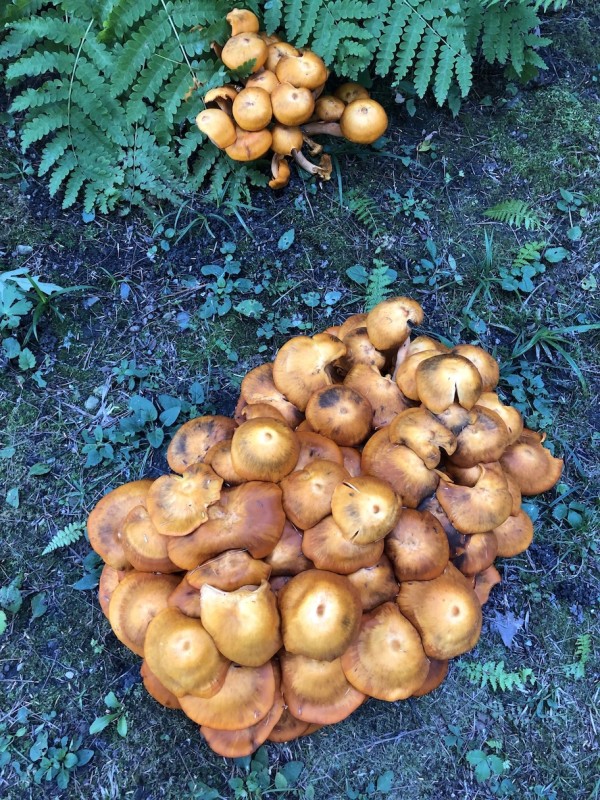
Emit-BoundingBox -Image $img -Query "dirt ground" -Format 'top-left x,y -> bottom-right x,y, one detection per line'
0,3 -> 598,799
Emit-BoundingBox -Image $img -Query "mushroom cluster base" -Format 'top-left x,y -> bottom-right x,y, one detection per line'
88,295 -> 563,758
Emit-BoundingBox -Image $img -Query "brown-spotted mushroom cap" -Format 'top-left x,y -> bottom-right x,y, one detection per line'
240,362 -> 304,429
281,652 -> 366,724
179,662 -> 275,730
268,707 -> 310,742
341,602 -> 429,701
395,350 -> 439,401
340,98 -> 389,144
88,479 -> 153,569
280,458 -> 349,530
346,555 -> 399,612
167,415 -> 236,474
273,333 -> 346,411
340,446 -> 362,477
384,508 -> 450,582
492,508 -> 534,557
266,41 -> 299,72
226,7 -> 260,35
448,406 -> 510,468
452,531 -> 498,576
475,392 -> 523,445
264,519 -> 314,576
201,690 -> 285,758
397,563 -> 482,660
146,463 -> 223,537
334,82 -> 370,103
344,364 -> 411,429
187,549 -> 272,592
452,344 -> 500,391
315,94 -> 346,121
305,385 -> 373,447
231,417 -> 299,481
232,86 -> 272,131
271,83 -> 315,126
411,659 -> 449,697
500,438 -> 563,495
331,476 -> 401,544
221,32 -> 267,72
294,431 -> 344,470
168,575 -> 202,618
140,660 -> 182,710
167,481 -> 285,569
200,581 -> 282,667
388,407 -> 457,469
226,126 -> 273,161
279,569 -> 362,660
415,353 -> 483,414
121,505 -> 179,573
436,466 -> 513,534
245,69 -> 280,94
408,336 -> 450,357
203,439 -> 245,485
271,123 -> 304,155
108,571 -> 181,657
302,515 -> 385,574
366,296 -> 424,351
204,85 -> 239,108
337,327 -> 387,373
144,607 -> 230,698
361,427 -> 439,508
275,50 -> 328,89
195,108 -> 236,148
337,312 -> 368,339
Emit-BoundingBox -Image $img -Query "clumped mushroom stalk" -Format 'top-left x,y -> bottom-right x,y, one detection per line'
88,295 -> 563,759
195,19 -> 389,189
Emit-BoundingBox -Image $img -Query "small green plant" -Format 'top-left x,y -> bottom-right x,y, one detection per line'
562,633 -> 592,680
484,200 -> 542,230
42,521 -> 86,554
89,692 -> 128,739
29,730 -> 94,790
345,190 -> 384,239
227,747 -> 308,799
460,660 -> 537,692
411,238 -> 464,290
346,260 -> 398,311
346,769 -> 396,798
555,188 -> 590,241
385,187 -> 430,221
466,740 -> 512,789
498,242 -> 569,293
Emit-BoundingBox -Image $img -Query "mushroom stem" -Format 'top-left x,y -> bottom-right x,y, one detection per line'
303,134 -> 323,156
292,149 -> 325,176
301,122 -> 343,137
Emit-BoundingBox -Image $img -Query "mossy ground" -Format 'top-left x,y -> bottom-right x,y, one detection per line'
0,4 -> 598,799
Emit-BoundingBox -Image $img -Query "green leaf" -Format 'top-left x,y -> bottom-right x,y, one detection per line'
116,715 -> 128,738
18,347 -> 36,370
76,749 -> 94,766
277,228 -> 295,251
2,337 -> 21,359
235,299 -> 265,318
274,773 -> 288,790
89,715 -> 114,735
544,246 -> 569,263
474,759 -> 491,783
377,770 -> 395,792
6,488 -> 19,509
104,691 -> 120,710
0,610 -> 7,636
159,405 -> 180,426
0,446 -> 16,459
280,761 -> 304,784
146,427 -> 164,448
29,462 -> 52,476
30,592 -> 48,619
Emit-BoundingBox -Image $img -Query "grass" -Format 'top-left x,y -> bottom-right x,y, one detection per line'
0,3 -> 599,799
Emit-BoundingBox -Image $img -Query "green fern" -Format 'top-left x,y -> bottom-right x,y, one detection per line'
42,521 -> 86,555
345,189 -> 383,238
511,240 -> 547,270
346,259 -> 398,310
563,633 -> 592,680
461,660 -> 537,692
484,199 -> 542,230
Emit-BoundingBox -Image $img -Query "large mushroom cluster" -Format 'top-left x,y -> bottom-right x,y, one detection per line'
195,8 -> 388,188
89,296 -> 563,758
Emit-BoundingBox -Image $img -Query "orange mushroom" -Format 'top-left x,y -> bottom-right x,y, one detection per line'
305,385 -> 373,447
88,479 -> 153,569
146,463 -> 223,537
272,332 -> 346,411
167,415 -> 236,474
231,417 -> 299,481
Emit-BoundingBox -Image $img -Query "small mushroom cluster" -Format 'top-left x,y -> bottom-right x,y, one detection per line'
195,8 -> 389,188
88,296 -> 564,758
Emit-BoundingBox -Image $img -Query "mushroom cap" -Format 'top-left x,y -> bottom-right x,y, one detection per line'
346,554 -> 399,611
493,508 -> 534,557
476,392 -> 523,445
245,69 -> 280,94
397,564 -> 483,659
434,402 -> 472,435
280,458 -> 349,530
388,407 -> 457,469
231,417 -> 299,481
179,662 -> 276,730
452,344 -> 500,391
266,41 -> 299,72
121,504 -> 179,573
366,296 -> 424,351
272,332 -> 346,411
279,570 -> 362,660
108,571 -> 180,657
500,439 -> 563,495
268,154 -> 292,189
241,403 -> 289,425
226,126 -> 273,161
452,531 -> 498,576
195,107 -> 237,148
271,123 -> 304,155
226,7 -> 260,35
167,575 -> 202,618
334,82 -> 370,103
187,549 -> 272,591
87,479 -> 154,569
271,82 -> 315,126
361,427 -> 439,508
408,336 -> 450,356
294,430 -> 344,470
340,446 -> 362,477
221,32 -> 268,73
167,481 -> 285,569
331,476 -> 401,544
240,362 -> 304,428
302,515 -> 384,574
167,415 -> 237,474
305,385 -> 373,447
264,519 -> 314,575
415,354 -> 483,414
384,508 -> 450,581
204,84 -> 239,106
344,364 -> 411,429
448,406 -> 510,468
338,326 -> 387,374
268,707 -> 311,742
146,462 -> 223,536
232,86 -> 272,131
98,564 -> 131,618
315,94 -> 345,121
473,565 -> 502,605
275,50 -> 328,89
203,439 -> 245,485
140,660 -> 182,710
200,581 -> 282,667
281,652 -> 366,723
337,312 -> 368,340
200,689 -> 285,758
340,98 -> 388,144
411,659 -> 449,697
395,350 -> 439,400
144,607 -> 230,698
436,466 -> 512,534
340,602 -> 429,701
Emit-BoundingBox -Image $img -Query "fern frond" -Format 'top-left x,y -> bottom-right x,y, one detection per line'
365,259 -> 397,310
484,200 -> 541,230
42,521 -> 86,555
345,190 -> 383,239
511,240 -> 547,270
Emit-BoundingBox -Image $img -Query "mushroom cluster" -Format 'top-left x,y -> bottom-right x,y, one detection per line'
88,295 -> 563,758
195,8 -> 389,188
